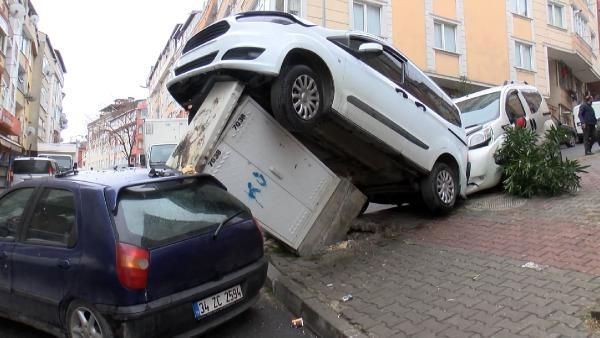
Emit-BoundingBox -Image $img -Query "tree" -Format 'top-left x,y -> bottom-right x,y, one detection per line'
102,109 -> 137,167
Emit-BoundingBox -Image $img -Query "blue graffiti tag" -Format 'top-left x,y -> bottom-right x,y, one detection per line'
253,171 -> 267,186
245,171 -> 268,208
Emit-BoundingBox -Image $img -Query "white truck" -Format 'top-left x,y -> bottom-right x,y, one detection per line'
37,142 -> 78,174
143,118 -> 188,169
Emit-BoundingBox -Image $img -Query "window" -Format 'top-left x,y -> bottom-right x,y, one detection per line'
114,179 -> 249,249
511,0 -> 529,16
434,22 -> 457,52
348,37 -> 404,85
405,64 -> 462,126
522,90 -> 543,114
547,2 -> 564,27
26,189 -> 76,247
505,91 -> 526,123
0,188 -> 35,240
145,123 -> 153,135
275,0 -> 301,16
515,42 -> 533,70
353,2 -> 381,36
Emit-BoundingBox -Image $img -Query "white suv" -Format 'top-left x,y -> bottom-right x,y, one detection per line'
167,11 -> 468,213
454,83 -> 551,195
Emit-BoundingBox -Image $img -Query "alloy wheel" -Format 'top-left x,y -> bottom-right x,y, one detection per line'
70,307 -> 104,338
291,74 -> 320,120
436,169 -> 455,205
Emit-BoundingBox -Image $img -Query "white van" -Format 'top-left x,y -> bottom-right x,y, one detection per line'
454,83 -> 551,195
10,157 -> 59,186
573,101 -> 600,142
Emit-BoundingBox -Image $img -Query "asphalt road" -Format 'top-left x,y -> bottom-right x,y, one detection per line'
0,290 -> 315,338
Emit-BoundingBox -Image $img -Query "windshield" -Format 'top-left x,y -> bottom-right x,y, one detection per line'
456,92 -> 501,128
13,160 -> 52,174
150,144 -> 176,164
114,179 -> 249,249
44,156 -> 72,170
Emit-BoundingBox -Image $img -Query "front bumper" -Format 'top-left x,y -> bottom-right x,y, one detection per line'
466,145 -> 502,195
97,257 -> 268,338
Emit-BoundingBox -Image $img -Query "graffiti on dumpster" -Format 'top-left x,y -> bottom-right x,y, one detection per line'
245,171 -> 267,208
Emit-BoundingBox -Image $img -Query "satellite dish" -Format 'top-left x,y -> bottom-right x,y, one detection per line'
30,15 -> 39,26
9,3 -> 25,19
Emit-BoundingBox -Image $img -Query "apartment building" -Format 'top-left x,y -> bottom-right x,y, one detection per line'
147,11 -> 202,120
394,0 -> 600,126
31,31 -> 66,144
86,98 -> 147,170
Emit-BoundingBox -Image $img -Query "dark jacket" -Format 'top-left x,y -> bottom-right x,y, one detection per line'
579,102 -> 597,125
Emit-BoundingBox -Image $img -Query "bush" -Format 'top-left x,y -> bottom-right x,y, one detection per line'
494,125 -> 588,198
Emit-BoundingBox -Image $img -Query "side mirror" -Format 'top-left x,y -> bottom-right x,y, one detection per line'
358,42 -> 383,55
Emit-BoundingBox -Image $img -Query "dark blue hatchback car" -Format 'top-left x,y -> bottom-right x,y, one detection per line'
0,170 -> 267,337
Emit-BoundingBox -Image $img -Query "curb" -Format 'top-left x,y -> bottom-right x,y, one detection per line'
266,262 -> 367,338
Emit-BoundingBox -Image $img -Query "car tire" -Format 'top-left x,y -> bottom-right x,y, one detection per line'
567,133 -> 576,147
271,64 -> 330,132
420,161 -> 458,214
66,301 -> 114,338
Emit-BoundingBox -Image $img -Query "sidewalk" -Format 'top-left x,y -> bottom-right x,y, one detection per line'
267,150 -> 600,337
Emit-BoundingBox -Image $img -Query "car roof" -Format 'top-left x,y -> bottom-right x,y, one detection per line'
7,169 -> 225,213
454,83 -> 540,103
14,157 -> 57,162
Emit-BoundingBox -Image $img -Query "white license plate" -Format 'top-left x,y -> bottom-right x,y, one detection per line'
192,285 -> 244,319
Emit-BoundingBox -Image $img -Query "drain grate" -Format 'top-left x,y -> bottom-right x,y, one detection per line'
466,194 -> 527,210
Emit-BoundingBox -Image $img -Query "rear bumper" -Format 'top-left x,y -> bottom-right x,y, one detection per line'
96,256 -> 268,337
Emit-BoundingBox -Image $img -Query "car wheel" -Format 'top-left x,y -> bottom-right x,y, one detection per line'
271,64 -> 330,132
567,133 -> 576,147
420,161 -> 458,214
67,301 -> 114,338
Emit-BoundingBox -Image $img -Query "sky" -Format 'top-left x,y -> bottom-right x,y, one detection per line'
33,0 -> 205,142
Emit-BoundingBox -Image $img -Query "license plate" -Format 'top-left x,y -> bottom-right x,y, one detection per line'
192,285 -> 244,319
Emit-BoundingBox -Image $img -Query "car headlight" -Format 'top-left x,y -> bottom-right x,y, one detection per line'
468,126 -> 493,149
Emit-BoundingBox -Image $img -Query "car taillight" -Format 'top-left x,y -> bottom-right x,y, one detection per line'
7,169 -> 12,184
116,242 -> 150,290
48,166 -> 54,175
253,217 -> 264,246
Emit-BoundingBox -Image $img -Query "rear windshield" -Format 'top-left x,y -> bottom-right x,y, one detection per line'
114,179 -> 249,249
46,156 -> 71,170
13,160 -> 52,174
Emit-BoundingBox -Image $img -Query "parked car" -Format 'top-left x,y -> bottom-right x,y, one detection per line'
549,116 -> 577,147
573,101 -> 600,143
10,157 -> 59,186
167,11 -> 468,213
454,82 -> 552,195
0,170 -> 267,337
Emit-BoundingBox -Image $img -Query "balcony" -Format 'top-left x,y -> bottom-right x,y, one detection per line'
547,39 -> 600,83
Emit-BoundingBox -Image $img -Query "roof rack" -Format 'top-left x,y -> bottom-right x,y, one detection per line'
503,80 -> 529,85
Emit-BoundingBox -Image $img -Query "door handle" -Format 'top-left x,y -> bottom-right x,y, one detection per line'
57,259 -> 71,269
415,102 -> 426,112
269,166 -> 283,180
395,88 -> 408,98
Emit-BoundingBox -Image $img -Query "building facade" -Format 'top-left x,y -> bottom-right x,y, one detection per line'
393,0 -> 600,127
86,98 -> 146,170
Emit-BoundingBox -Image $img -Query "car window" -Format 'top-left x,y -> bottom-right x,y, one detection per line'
456,92 -> 501,128
348,37 -> 405,86
505,91 -> 526,122
114,179 -> 249,249
521,90 -> 542,115
25,189 -> 77,247
13,160 -> 52,174
0,188 -> 35,240
403,62 -> 462,127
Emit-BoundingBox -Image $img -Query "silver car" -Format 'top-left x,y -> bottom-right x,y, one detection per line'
11,157 -> 59,186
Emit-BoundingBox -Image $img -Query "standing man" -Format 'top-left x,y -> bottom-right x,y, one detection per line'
579,95 -> 597,155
